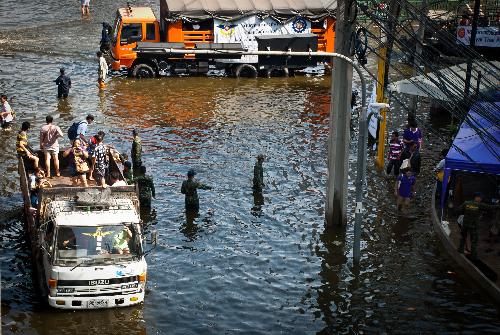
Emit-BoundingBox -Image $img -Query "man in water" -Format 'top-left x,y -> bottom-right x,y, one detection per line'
97,51 -> 108,89
134,165 -> 155,208
131,129 -> 142,177
1,94 -> 14,130
253,154 -> 265,191
181,169 -> 212,212
55,68 -> 71,99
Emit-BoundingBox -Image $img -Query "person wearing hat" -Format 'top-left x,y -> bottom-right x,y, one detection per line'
55,68 -> 71,99
253,154 -> 265,191
181,169 -> 212,211
456,192 -> 499,260
131,129 -> 142,177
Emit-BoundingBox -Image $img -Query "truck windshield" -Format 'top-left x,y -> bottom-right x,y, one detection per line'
112,16 -> 121,45
54,224 -> 141,266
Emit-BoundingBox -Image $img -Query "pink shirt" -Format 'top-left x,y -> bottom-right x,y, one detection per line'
40,124 -> 63,150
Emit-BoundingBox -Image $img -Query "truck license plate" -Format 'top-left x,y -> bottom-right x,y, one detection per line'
87,299 -> 108,309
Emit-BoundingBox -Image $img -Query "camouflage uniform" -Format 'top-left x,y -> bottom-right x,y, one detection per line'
181,179 -> 211,211
123,169 -> 133,184
457,200 -> 499,259
131,136 -> 142,177
134,175 -> 155,208
253,160 -> 264,191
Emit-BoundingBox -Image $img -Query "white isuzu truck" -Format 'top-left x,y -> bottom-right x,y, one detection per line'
18,150 -> 151,309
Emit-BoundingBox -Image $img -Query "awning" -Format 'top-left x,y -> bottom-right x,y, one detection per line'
440,100 -> 500,212
160,0 -> 337,22
388,61 -> 500,101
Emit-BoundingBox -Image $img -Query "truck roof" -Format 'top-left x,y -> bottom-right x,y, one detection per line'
119,7 -> 157,22
48,199 -> 141,226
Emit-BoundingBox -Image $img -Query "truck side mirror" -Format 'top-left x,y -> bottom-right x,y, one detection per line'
149,229 -> 157,246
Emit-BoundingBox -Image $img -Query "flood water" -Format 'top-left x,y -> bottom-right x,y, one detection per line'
1,1 -> 500,334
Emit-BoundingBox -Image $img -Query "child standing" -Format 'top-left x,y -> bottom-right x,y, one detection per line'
387,131 -> 404,176
395,168 -> 416,214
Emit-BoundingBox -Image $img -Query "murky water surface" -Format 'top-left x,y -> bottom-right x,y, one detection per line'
1,1 -> 499,334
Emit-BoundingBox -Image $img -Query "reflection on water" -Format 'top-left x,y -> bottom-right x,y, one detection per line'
1,1 -> 500,334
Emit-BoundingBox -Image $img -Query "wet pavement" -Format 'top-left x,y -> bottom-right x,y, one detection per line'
1,1 -> 500,334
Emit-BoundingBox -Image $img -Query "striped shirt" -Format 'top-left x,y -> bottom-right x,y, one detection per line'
388,139 -> 404,161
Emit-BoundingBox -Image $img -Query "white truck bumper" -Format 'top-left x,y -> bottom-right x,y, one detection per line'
48,291 -> 144,309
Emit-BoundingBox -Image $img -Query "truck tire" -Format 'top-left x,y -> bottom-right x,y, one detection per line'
234,64 -> 257,78
132,63 -> 156,78
265,67 -> 289,78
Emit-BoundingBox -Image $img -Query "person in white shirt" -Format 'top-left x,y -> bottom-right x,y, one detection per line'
97,51 -> 108,89
40,115 -> 64,178
1,94 -> 14,130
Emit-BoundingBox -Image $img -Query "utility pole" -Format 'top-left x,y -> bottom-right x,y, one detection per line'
409,0 -> 428,120
325,0 -> 355,227
375,0 -> 401,169
464,0 -> 481,97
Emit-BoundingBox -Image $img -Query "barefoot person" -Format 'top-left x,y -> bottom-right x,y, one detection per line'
81,0 -> 90,16
40,115 -> 63,178
63,139 -> 89,187
394,168 -> 416,214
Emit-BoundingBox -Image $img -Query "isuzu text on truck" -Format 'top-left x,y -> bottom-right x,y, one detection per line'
18,149 -> 153,309
105,0 -> 336,78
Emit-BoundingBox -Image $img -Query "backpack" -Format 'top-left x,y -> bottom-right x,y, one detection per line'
67,121 -> 86,141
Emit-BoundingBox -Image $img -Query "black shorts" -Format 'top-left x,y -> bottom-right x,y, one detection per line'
1,122 -> 11,129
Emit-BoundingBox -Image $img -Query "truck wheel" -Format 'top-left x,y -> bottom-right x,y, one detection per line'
234,64 -> 257,78
265,67 -> 289,78
132,63 -> 156,78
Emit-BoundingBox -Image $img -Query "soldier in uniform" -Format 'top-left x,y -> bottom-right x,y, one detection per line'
181,169 -> 212,212
253,154 -> 265,191
134,165 -> 155,208
123,161 -> 133,184
457,192 -> 499,260
131,129 -> 142,177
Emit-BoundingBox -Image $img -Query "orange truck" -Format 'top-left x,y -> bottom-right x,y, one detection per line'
106,0 -> 336,78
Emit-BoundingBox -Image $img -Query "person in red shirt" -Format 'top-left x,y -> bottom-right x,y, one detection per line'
386,131 -> 404,176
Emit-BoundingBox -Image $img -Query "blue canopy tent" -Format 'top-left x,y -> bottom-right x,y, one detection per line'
441,101 -> 500,213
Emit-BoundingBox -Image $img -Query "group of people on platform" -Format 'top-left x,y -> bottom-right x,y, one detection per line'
14,113 -> 155,211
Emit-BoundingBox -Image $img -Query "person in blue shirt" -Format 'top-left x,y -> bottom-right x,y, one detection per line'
55,68 -> 71,99
395,168 -> 416,214
403,118 -> 422,150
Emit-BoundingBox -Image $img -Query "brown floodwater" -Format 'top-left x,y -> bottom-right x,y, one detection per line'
1,1 -> 500,334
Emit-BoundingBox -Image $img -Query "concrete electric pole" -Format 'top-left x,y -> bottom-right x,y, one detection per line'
325,0 -> 356,227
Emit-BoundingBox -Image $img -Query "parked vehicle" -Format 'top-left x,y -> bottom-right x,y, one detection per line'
18,150 -> 151,309
105,0 -> 337,77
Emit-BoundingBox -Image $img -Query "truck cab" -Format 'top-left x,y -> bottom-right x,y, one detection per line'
110,6 -> 160,74
18,146 -> 152,310
38,196 -> 147,309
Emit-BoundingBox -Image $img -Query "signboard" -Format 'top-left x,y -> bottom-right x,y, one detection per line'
456,26 -> 500,48
214,16 -> 312,63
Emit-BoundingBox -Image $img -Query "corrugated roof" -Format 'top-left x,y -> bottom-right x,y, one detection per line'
160,0 -> 337,22
163,0 -> 336,12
